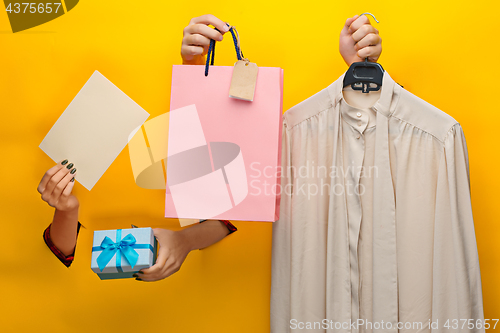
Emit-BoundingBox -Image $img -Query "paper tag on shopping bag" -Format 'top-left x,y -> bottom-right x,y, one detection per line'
229,60 -> 258,101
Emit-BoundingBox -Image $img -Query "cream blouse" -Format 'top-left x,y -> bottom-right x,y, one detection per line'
271,72 -> 484,333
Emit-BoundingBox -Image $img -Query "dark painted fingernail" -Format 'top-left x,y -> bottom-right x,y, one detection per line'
66,163 -> 74,169
132,274 -> 138,278
70,177 -> 75,182
138,271 -> 144,274
61,159 -> 68,165
135,278 -> 142,281
70,168 -> 77,174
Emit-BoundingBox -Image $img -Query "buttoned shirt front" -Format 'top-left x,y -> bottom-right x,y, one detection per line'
340,100 -> 377,329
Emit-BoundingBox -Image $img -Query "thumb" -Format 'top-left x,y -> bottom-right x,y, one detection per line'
152,227 -> 161,237
141,243 -> 167,274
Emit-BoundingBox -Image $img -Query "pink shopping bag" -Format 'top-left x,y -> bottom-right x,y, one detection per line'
166,26 -> 283,222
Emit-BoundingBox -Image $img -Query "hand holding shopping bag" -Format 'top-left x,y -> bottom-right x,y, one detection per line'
166,23 -> 284,223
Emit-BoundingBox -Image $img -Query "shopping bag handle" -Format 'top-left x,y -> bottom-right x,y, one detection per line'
205,23 -> 245,77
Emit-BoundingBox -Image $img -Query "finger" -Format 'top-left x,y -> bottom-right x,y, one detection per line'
53,167 -> 77,201
61,175 -> 76,198
138,264 -> 168,282
189,14 -> 229,33
340,15 -> 359,35
184,33 -> 212,47
348,14 -> 370,35
355,33 -> 381,51
159,260 -> 181,280
141,257 -> 178,282
137,262 -> 163,281
139,254 -> 166,277
139,246 -> 167,277
352,24 -> 378,43
181,45 -> 205,57
347,15 -> 359,27
357,45 -> 382,62
139,259 -> 171,281
184,24 -> 223,41
47,167 -> 76,207
37,160 -> 67,193
41,163 -> 73,202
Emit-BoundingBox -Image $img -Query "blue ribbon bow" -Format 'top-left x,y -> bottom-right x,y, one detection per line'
95,230 -> 140,272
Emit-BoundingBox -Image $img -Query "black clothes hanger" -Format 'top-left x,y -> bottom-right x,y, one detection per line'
343,58 -> 384,93
343,13 -> 384,93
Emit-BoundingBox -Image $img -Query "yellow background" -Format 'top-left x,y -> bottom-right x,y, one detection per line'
1,0 -> 499,332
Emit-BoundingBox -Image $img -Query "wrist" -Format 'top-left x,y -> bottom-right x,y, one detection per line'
55,198 -> 80,213
177,228 -> 196,252
54,204 -> 79,220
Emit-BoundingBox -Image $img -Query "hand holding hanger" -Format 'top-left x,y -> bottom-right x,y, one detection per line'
340,14 -> 382,66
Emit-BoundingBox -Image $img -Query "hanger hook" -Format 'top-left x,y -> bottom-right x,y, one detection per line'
359,12 -> 379,23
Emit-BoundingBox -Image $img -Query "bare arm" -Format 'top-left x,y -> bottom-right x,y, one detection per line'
49,206 -> 79,256
182,219 -> 231,250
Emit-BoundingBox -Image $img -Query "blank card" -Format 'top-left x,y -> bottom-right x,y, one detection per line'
39,70 -> 150,190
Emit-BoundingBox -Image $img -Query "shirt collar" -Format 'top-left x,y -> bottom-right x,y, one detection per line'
327,70 -> 398,119
339,99 -> 377,132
